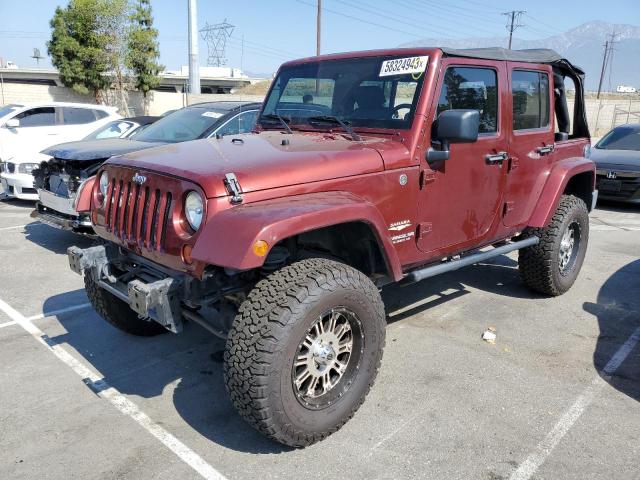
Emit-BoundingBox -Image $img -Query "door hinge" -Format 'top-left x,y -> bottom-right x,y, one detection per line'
503,201 -> 515,216
419,171 -> 436,189
417,222 -> 432,238
224,172 -> 243,204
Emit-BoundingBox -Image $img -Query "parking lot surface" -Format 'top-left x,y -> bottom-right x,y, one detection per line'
0,195 -> 638,480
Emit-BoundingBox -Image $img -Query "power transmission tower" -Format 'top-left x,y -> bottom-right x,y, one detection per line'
31,48 -> 44,66
597,31 -> 618,99
502,10 -> 526,50
200,19 -> 235,67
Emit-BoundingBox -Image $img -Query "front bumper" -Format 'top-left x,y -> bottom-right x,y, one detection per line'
68,244 -> 184,333
1,172 -> 38,200
32,201 -> 94,235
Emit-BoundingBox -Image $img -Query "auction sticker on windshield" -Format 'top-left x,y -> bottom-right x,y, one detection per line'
379,56 -> 428,77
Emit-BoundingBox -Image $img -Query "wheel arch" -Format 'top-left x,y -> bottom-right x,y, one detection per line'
527,157 -> 596,228
191,191 -> 403,281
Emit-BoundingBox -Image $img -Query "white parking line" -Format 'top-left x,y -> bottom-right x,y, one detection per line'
0,320 -> 17,329
26,302 -> 92,321
509,326 -> 640,480
0,297 -> 228,480
0,222 -> 44,231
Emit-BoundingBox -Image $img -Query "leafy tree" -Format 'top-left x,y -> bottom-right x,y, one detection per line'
126,0 -> 163,113
47,0 -> 127,103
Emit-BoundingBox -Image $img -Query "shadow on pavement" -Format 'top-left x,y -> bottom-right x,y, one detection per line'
23,223 -> 94,255
584,259 -> 640,402
595,199 -> 640,213
41,289 -> 290,454
39,253 -> 541,453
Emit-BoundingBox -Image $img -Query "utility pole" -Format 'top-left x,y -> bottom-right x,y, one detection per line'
188,0 -> 201,96
502,10 -> 525,50
316,0 -> 322,56
597,31 -> 618,99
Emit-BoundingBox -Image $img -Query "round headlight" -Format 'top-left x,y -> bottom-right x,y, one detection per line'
99,171 -> 109,197
184,191 -> 204,231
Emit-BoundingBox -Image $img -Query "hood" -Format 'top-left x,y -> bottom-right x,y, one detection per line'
109,132 -> 407,198
591,147 -> 640,171
42,138 -> 162,161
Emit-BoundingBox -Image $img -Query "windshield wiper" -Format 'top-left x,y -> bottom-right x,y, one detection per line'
260,113 -> 293,134
307,115 -> 361,141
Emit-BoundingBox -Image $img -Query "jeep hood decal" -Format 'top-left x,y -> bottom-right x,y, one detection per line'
109,132 -> 400,198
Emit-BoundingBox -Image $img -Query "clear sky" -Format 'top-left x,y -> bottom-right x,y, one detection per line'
1,0 -> 639,76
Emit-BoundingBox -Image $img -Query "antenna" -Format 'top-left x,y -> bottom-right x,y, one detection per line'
31,48 -> 44,66
200,19 -> 235,67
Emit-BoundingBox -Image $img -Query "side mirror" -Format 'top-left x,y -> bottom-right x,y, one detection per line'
427,109 -> 480,164
5,118 -> 20,129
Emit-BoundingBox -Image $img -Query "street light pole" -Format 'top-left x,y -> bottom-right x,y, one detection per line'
188,0 -> 201,96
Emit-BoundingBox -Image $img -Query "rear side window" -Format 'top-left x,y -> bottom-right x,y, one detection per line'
512,71 -> 550,130
94,109 -> 109,120
15,107 -> 56,127
63,107 -> 97,125
436,67 -> 498,133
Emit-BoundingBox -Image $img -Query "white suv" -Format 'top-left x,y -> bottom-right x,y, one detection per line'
0,102 -> 120,200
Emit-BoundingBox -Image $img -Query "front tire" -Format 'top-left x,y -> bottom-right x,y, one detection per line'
518,194 -> 589,296
223,258 -> 386,447
84,274 -> 167,336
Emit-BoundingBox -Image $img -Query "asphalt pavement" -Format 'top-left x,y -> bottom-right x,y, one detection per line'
0,195 -> 638,480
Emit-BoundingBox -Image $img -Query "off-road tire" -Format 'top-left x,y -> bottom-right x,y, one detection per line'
84,273 -> 167,336
224,258 -> 386,447
518,194 -> 589,296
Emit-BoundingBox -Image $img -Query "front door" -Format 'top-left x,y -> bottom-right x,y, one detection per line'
416,60 -> 508,256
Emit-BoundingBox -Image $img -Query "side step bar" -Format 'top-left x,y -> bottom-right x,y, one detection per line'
402,236 -> 539,284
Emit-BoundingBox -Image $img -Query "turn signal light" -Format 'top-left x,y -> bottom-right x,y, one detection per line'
182,244 -> 194,264
252,240 -> 269,257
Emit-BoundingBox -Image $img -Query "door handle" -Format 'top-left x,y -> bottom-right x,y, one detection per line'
485,151 -> 508,164
536,144 -> 555,155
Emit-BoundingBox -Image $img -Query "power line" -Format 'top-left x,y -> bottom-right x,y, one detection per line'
502,10 -> 526,49
295,0 -> 425,39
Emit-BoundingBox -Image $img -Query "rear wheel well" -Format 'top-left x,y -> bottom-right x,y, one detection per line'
563,171 -> 595,211
272,222 -> 391,284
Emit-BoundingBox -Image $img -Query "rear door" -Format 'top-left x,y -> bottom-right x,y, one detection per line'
416,59 -> 508,255
503,64 -> 555,227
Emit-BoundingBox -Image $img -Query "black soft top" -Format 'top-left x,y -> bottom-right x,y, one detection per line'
441,47 -> 584,74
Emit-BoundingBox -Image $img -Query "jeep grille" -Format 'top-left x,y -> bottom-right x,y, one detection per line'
104,178 -> 173,251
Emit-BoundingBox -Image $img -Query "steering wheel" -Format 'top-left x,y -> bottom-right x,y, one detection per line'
392,103 -> 413,119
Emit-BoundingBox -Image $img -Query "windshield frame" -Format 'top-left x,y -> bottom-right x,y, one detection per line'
259,55 -> 428,134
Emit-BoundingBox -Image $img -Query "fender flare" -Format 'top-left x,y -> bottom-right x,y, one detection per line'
75,175 -> 96,213
527,157 -> 595,228
191,191 -> 403,281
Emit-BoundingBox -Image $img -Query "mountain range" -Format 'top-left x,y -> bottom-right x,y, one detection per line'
399,21 -> 640,91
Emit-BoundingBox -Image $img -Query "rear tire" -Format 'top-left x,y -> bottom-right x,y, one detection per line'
224,258 -> 385,447
84,274 -> 167,336
518,194 -> 589,296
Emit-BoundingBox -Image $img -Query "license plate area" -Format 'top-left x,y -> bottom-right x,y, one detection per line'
598,179 -> 622,192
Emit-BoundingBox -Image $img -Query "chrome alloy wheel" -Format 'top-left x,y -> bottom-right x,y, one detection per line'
559,221 -> 580,274
292,307 -> 364,409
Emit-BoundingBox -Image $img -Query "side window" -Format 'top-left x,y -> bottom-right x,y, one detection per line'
15,107 -> 56,127
214,110 -> 259,136
94,109 -> 109,120
437,67 -> 498,134
512,71 -> 550,130
63,107 -> 97,125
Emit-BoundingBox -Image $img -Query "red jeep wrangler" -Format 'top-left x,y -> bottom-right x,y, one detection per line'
68,47 -> 596,447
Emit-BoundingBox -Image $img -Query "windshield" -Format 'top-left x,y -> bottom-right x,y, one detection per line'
134,107 -> 226,143
596,127 -> 640,151
84,120 -> 136,140
260,55 -> 428,131
0,104 -> 23,119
